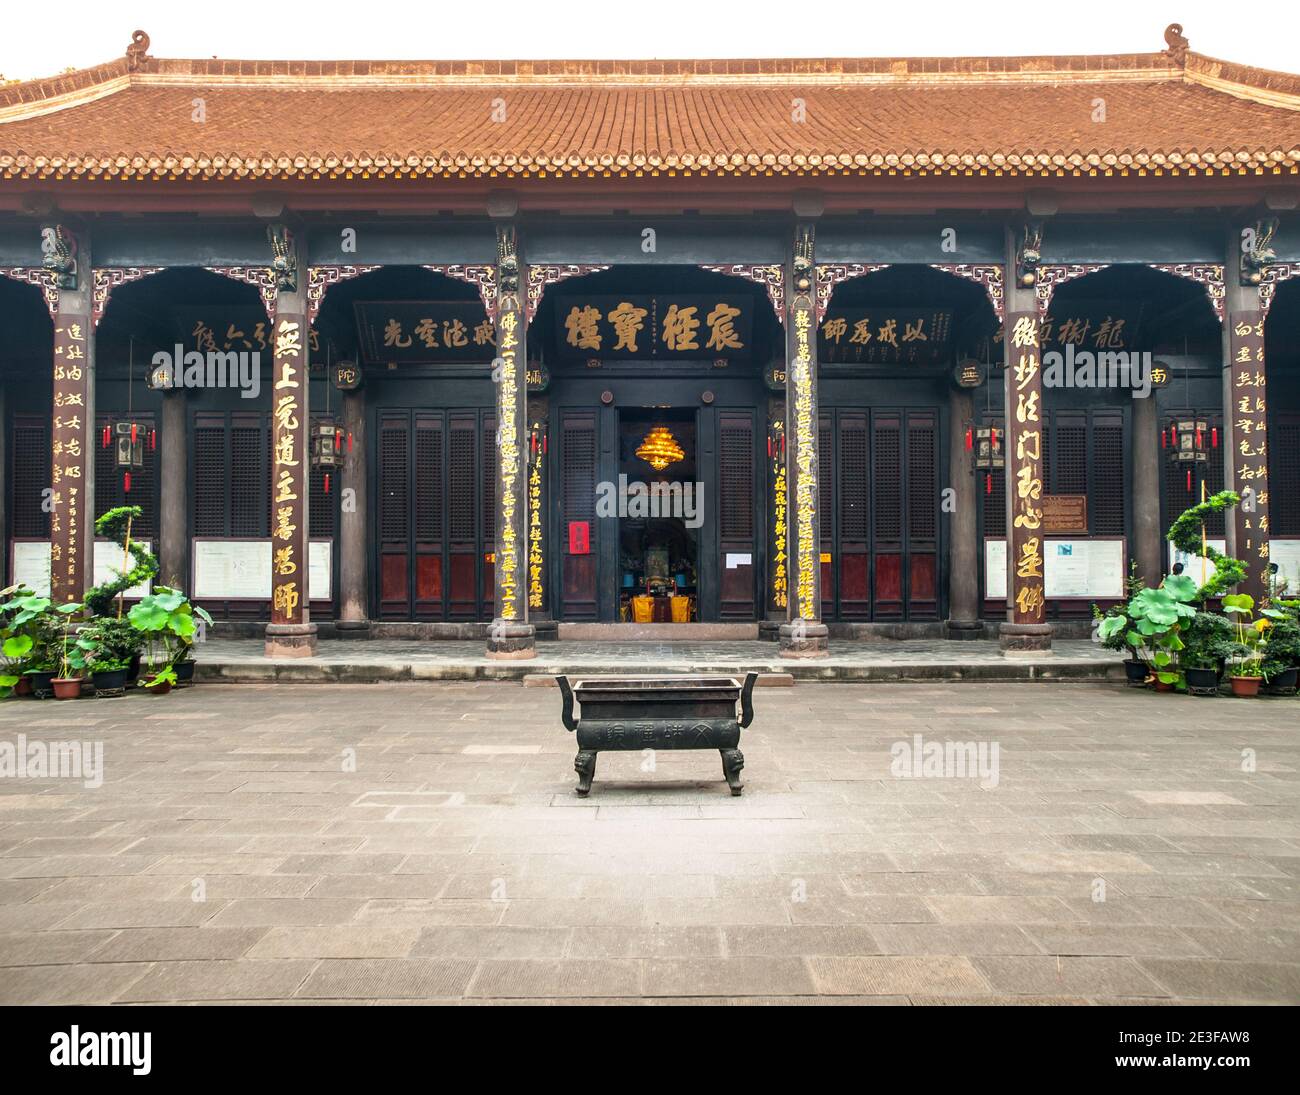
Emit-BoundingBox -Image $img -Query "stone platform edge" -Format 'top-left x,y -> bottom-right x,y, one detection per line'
196,659 -> 1126,685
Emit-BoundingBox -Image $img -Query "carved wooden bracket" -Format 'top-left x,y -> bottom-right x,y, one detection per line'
930,263 -> 1005,322
1033,264 -> 1110,316
422,264 -> 498,318
700,264 -> 785,324
1260,262 -> 1300,318
525,264 -> 610,321
204,266 -> 279,319
92,267 -> 164,326
1147,263 -> 1225,323
306,265 -> 381,323
0,267 -> 59,316
813,263 -> 890,323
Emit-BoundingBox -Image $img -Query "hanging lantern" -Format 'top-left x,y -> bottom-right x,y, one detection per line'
1168,419 -> 1208,465
310,417 -> 344,470
636,425 -> 686,472
112,420 -> 146,474
964,427 -> 973,452
974,425 -> 1004,470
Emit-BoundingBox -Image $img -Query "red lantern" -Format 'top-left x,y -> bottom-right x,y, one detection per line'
149,428 -> 157,451
102,424 -> 111,448
1161,427 -> 1167,449
1187,469 -> 1192,492
985,472 -> 993,495
323,473 -> 331,495
347,432 -> 353,453
964,427 -> 973,452
1211,427 -> 1219,448
123,471 -> 131,494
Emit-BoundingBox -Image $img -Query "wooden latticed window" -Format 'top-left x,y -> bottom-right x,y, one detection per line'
191,411 -> 270,538
559,410 -> 597,620
718,415 -> 754,542
1274,414 -> 1300,537
1090,414 -> 1126,535
9,415 -> 50,539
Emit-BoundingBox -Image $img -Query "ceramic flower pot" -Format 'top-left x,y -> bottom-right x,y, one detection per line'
50,677 -> 84,700
1123,659 -> 1149,686
1229,675 -> 1263,698
14,675 -> 32,697
1153,678 -> 1175,693
24,671 -> 55,699
173,660 -> 196,688
141,674 -> 173,695
1183,666 -> 1221,697
91,668 -> 130,697
1264,667 -> 1298,696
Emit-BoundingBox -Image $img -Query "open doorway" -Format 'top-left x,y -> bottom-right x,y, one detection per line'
616,407 -> 700,622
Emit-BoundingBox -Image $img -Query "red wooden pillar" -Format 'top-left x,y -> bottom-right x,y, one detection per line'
48,226 -> 93,605
486,222 -> 535,658
264,227 -> 317,657
1226,310 -> 1271,603
1000,309 -> 1052,652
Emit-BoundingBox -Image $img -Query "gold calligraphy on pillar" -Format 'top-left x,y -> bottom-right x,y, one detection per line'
791,305 -> 818,619
1228,311 -> 1271,601
528,432 -> 545,612
496,307 -> 523,620
770,422 -> 788,611
51,319 -> 90,602
270,314 -> 307,624
1007,313 -> 1045,623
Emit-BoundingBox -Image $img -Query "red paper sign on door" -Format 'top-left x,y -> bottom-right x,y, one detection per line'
568,521 -> 590,555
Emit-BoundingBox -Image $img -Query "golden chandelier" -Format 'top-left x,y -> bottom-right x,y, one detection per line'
636,425 -> 685,471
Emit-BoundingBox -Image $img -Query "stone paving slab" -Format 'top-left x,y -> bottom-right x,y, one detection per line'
0,680 -> 1297,1004
194,638 -> 1125,684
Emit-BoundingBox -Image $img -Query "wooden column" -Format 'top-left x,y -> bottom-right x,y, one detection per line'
336,385 -> 369,637
486,223 -> 535,658
780,224 -> 828,657
158,387 -> 189,590
1131,388 -> 1163,587
264,227 -> 317,657
49,227 -> 93,605
946,384 -> 981,638
1225,309 -> 1271,603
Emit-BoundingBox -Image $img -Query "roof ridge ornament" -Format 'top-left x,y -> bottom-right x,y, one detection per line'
1163,23 -> 1190,67
125,30 -> 151,73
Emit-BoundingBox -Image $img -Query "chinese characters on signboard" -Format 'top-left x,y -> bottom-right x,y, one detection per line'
1006,312 -> 1045,624
770,421 -> 788,612
1228,310 -> 1270,601
354,301 -> 496,365
528,434 -> 545,612
817,309 -> 951,364
555,295 -> 752,361
51,319 -> 89,602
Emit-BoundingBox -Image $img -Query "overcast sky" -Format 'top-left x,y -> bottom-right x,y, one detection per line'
2,0 -> 1298,81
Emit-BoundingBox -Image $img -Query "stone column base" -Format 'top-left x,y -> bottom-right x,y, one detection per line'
999,621 -> 1053,656
757,620 -> 781,643
264,622 -> 319,658
779,621 -> 829,658
946,619 -> 984,642
335,619 -> 371,641
533,619 -> 559,643
486,622 -> 537,659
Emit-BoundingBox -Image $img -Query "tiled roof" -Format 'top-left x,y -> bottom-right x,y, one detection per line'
1,38 -> 1297,182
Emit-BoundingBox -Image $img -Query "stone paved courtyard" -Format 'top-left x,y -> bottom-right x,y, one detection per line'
0,681 -> 1297,1005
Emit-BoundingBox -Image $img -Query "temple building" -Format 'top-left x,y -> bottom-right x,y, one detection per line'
1,25 -> 1298,659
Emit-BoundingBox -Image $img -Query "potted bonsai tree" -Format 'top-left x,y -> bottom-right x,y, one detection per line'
1179,610 -> 1234,697
1260,600 -> 1299,695
75,616 -> 144,698
50,600 -> 86,700
1222,593 -> 1266,697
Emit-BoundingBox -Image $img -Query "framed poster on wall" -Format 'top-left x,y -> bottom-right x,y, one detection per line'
192,539 -> 332,601
984,537 -> 1125,601
9,540 -> 153,600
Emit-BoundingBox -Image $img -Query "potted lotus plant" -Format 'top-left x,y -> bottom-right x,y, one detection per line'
128,585 -> 202,694
1222,593 -> 1266,697
50,601 -> 87,700
1095,564 -> 1149,685
1098,573 -> 1198,691
0,589 -> 69,699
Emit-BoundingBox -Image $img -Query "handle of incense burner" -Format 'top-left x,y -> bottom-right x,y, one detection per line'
556,675 -> 578,731
739,671 -> 758,729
